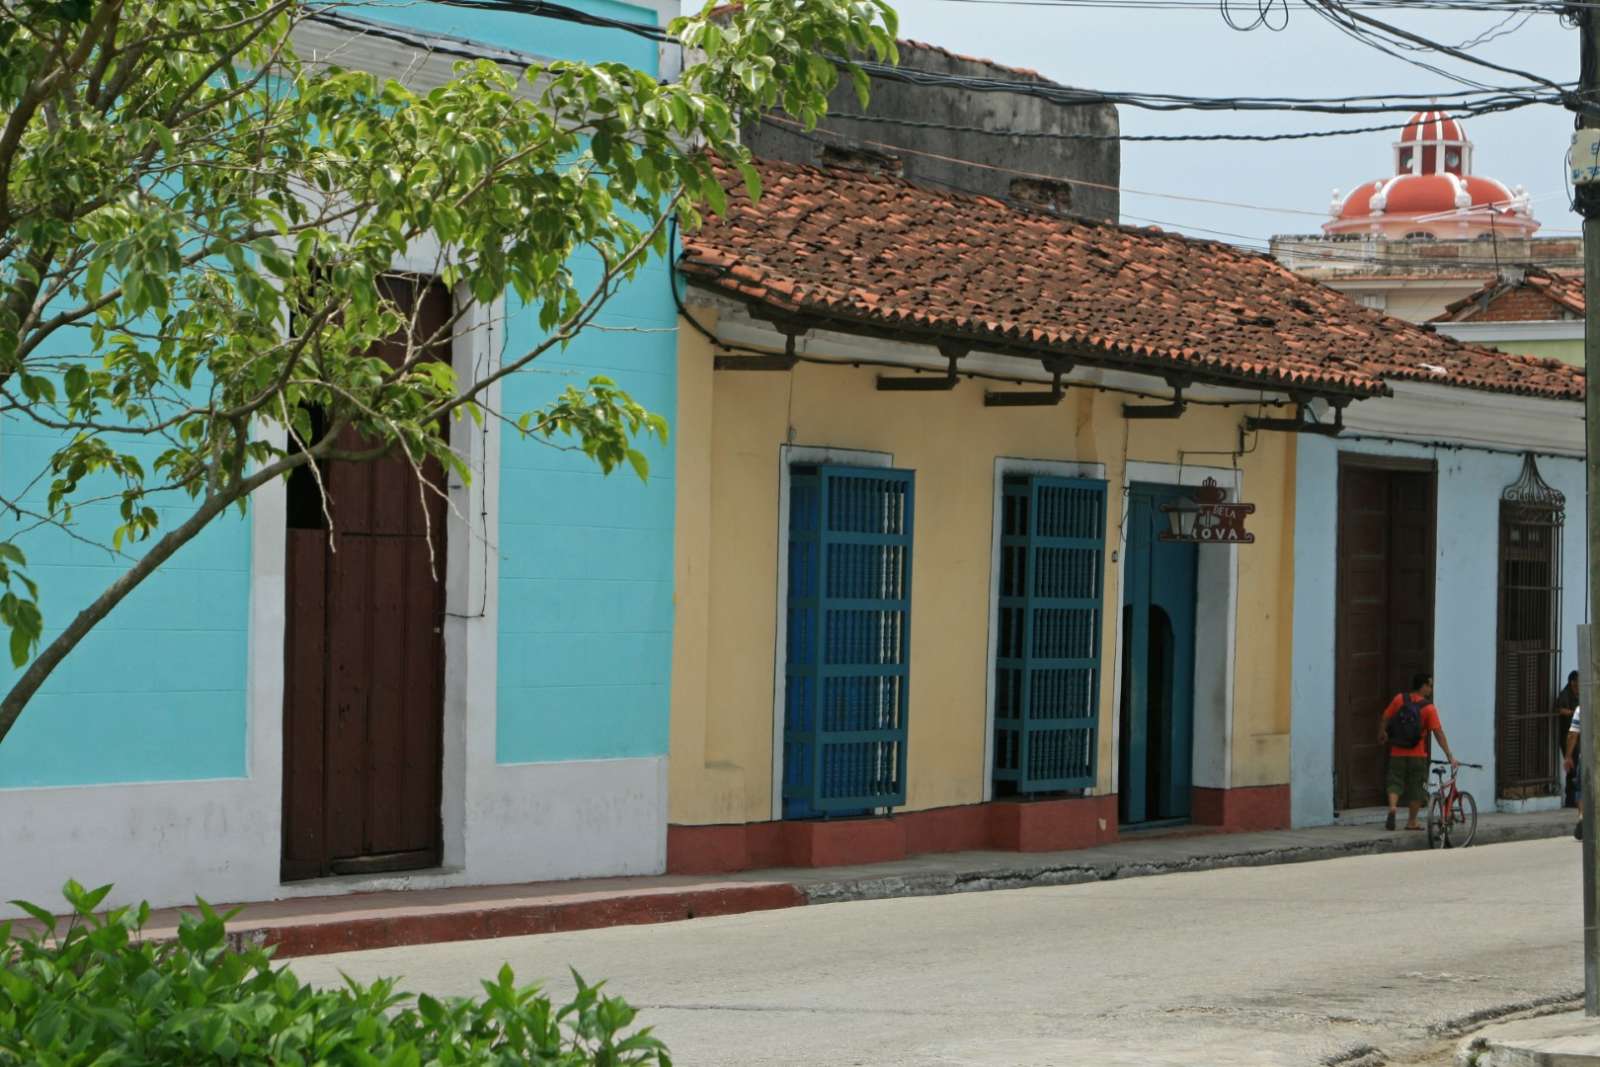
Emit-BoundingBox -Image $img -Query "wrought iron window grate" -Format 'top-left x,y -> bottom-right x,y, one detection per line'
784,465 -> 915,818
993,475 -> 1107,795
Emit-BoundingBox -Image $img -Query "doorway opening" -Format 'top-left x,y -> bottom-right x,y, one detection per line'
280,276 -> 450,881
1119,483 -> 1198,826
1333,457 -> 1436,813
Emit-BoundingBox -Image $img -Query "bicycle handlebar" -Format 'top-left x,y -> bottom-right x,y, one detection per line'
1430,760 -> 1484,769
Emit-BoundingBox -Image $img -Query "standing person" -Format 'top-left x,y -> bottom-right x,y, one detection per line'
1380,672 -> 1460,831
1558,671 -> 1582,808
1565,704 -> 1584,841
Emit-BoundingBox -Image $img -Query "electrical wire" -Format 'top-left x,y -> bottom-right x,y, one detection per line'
817,95 -> 1548,143
763,112 -> 1580,238
763,120 -> 1582,273
326,0 -> 1573,118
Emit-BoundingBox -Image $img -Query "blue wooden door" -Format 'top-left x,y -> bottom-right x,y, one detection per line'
993,475 -> 1107,795
784,465 -> 915,818
1119,484 -> 1198,825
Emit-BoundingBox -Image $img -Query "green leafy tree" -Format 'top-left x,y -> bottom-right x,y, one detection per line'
0,0 -> 898,744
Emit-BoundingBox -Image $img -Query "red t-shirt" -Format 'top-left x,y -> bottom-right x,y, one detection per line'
1383,692 -> 1440,758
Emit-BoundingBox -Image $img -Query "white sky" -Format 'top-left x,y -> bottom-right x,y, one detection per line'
886,0 -> 1582,247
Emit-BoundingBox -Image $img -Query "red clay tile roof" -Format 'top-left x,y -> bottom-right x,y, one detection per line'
1432,267 -> 1585,322
679,157 -> 1585,402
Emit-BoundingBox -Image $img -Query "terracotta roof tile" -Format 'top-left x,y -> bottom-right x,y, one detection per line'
1432,266 -> 1585,321
679,157 -> 1585,402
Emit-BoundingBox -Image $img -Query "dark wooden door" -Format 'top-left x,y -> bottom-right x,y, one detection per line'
281,277 -> 450,881
1334,461 -> 1435,812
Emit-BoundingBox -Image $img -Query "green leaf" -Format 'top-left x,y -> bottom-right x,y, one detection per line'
625,448 -> 649,483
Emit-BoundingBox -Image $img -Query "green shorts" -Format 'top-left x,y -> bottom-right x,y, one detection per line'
1386,755 -> 1430,805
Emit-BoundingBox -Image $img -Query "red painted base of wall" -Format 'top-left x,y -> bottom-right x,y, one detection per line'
668,794 -> 1120,874
1191,785 -> 1290,832
988,794 -> 1119,852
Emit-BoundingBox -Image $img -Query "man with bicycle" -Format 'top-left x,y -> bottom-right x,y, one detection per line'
1380,671 -> 1460,832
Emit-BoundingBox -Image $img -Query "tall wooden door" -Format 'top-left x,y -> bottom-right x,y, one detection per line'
1334,461 -> 1435,812
1119,484 -> 1198,825
281,277 -> 450,881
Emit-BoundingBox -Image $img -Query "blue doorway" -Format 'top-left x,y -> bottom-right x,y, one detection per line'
1119,484 -> 1199,826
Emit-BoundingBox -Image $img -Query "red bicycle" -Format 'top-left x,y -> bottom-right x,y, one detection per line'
1427,759 -> 1481,849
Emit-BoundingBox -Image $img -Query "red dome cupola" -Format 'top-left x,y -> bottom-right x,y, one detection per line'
1324,109 -> 1537,239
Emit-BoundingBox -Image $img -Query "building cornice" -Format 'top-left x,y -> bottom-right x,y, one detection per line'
1431,320 -> 1583,343
1340,379 -> 1583,456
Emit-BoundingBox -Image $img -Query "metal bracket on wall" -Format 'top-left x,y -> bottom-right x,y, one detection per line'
713,330 -> 799,372
876,342 -> 968,392
1122,377 -> 1189,419
984,357 -> 1072,407
1242,396 -> 1347,435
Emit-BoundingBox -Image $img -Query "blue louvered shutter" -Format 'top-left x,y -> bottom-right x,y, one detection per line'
993,475 -> 1106,794
784,465 -> 915,818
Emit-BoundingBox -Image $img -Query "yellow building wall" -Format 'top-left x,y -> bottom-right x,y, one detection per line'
670,309 -> 1297,826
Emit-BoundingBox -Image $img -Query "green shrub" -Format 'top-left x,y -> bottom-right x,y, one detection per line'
1,881 -> 671,1066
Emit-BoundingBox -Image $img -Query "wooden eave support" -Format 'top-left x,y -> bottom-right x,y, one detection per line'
714,330 -> 799,372
1243,396 -> 1349,436
1122,378 -> 1189,419
876,342 -> 969,392
984,358 -> 1072,407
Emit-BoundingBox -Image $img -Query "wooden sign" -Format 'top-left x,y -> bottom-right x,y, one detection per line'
1159,477 -> 1256,544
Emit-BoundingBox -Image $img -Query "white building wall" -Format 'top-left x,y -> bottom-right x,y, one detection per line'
1290,434 -> 1586,827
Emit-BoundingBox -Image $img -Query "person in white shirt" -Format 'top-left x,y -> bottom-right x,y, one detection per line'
1565,706 -> 1584,841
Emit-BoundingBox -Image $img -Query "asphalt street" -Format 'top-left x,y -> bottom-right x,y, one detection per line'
289,837 -> 1587,1066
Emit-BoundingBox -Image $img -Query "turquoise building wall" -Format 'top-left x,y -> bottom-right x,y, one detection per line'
0,392 -> 252,787
495,247 -> 678,765
0,0 -> 675,787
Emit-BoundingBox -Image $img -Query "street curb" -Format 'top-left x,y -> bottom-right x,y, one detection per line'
797,817 -> 1577,906
229,884 -> 807,960
200,816 -> 1570,959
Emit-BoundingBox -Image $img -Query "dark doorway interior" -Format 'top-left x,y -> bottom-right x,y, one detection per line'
1333,459 -> 1436,813
1119,484 -> 1198,826
281,276 -> 451,881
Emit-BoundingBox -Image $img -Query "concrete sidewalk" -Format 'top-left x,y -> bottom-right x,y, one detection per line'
1459,1010 -> 1600,1065
149,806 -> 1577,959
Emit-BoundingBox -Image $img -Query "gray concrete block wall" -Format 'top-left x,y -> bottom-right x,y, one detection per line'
747,41 -> 1120,223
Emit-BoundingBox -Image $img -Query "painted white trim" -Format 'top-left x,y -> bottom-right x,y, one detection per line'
1433,320 -> 1583,343
291,16 -> 551,98
1111,463 -> 1241,800
982,457 -> 1107,802
1325,278 -> 1490,293
1342,381 -> 1584,457
293,0 -> 683,95
442,294 -> 503,871
245,238 -> 505,889
693,297 -> 1297,407
770,445 -> 894,821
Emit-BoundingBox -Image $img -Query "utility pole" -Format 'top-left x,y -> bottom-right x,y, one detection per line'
1572,2 -> 1600,1020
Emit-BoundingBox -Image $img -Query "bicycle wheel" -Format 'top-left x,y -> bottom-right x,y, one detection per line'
1427,794 -> 1447,849
1452,791 -> 1478,848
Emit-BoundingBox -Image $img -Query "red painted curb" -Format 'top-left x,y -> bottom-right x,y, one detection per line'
236,883 -> 806,959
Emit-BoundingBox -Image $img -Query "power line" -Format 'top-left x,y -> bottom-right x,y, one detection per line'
763,118 -> 1582,269
928,0 -> 1596,10
817,94 -> 1548,142
765,112 -> 1581,225
320,2 -> 1573,120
